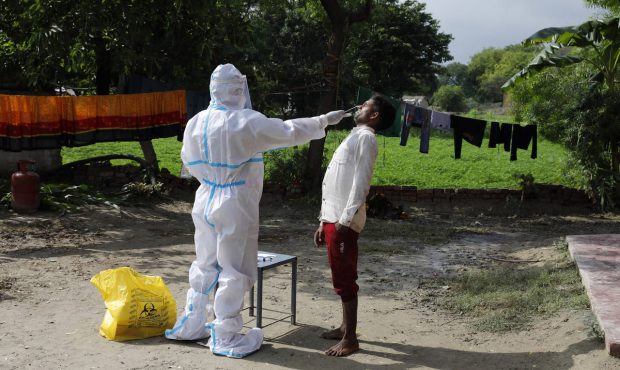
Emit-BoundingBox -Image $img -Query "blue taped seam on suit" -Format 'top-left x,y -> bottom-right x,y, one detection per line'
204,185 -> 217,228
187,104 -> 263,169
202,109 -> 211,163
165,271 -> 220,337
201,179 -> 246,228
208,324 -> 249,359
186,157 -> 263,168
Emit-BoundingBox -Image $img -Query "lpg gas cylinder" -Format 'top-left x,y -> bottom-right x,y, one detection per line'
11,160 -> 40,213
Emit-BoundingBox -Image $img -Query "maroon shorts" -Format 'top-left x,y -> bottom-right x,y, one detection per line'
323,223 -> 359,302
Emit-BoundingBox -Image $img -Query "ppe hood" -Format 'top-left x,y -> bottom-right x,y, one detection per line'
209,64 -> 252,110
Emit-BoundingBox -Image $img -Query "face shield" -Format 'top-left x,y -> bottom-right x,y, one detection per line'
209,64 -> 252,110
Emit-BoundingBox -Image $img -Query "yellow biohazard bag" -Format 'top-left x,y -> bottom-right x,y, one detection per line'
90,267 -> 177,341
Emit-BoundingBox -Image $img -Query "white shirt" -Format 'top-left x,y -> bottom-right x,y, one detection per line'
319,125 -> 378,233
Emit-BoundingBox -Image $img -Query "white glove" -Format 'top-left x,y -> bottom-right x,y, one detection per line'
324,110 -> 346,125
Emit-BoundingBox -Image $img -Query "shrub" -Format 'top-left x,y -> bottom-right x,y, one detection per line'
263,146 -> 325,192
431,85 -> 467,112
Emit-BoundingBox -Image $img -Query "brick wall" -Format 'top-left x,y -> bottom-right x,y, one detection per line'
366,184 -> 590,205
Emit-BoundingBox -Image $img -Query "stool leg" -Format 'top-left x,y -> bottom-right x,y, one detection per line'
249,284 -> 254,317
257,269 -> 263,328
291,258 -> 297,325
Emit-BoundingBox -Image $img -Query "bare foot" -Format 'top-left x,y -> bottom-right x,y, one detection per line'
320,327 -> 344,340
325,338 -> 359,357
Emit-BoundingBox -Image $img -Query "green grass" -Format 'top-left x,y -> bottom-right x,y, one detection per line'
62,138 -> 184,176
440,263 -> 589,332
62,127 -> 582,189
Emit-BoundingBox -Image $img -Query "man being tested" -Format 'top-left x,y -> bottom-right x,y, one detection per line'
314,94 -> 396,356
166,63 -> 346,358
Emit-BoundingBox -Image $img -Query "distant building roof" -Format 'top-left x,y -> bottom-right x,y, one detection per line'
402,95 -> 429,108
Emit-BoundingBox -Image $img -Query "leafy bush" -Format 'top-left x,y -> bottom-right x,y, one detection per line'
263,146 -> 324,191
431,85 -> 467,112
119,181 -> 165,200
568,90 -> 620,209
509,63 -> 620,209
509,64 -> 590,142
513,173 -> 538,200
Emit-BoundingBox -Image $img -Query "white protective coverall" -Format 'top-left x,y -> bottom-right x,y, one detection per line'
165,64 -> 344,358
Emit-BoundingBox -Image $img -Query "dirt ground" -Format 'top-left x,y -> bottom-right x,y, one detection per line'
1,189 -> 620,370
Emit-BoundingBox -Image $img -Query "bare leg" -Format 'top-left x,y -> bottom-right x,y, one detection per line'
325,297 -> 359,356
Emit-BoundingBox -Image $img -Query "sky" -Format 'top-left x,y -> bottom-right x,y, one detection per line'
419,0 -> 605,64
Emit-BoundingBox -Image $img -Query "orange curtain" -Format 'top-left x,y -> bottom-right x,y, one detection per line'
0,91 -> 187,151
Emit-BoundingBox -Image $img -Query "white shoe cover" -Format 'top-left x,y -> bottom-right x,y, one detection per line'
207,327 -> 264,358
165,288 -> 212,340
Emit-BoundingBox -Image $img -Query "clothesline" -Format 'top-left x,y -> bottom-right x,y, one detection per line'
353,86 -> 536,161
400,102 -> 537,162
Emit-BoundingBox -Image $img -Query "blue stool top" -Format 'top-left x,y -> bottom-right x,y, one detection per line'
257,251 -> 296,270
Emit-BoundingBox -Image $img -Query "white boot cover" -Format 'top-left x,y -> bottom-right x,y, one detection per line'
207,325 -> 264,358
165,288 -> 212,340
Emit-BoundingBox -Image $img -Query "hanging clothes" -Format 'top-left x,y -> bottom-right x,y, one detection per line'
488,122 -> 515,153
488,121 -> 501,147
411,106 -> 428,127
500,123 -> 513,152
399,104 -> 429,147
399,105 -> 413,146
510,124 -> 537,161
399,121 -> 411,146
419,109 -> 432,154
0,91 -> 187,151
451,115 -> 487,159
430,111 -> 451,131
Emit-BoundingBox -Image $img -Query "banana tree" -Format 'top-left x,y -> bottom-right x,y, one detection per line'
502,17 -> 620,92
504,16 -> 620,208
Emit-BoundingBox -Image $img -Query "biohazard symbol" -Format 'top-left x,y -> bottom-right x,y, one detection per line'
139,302 -> 158,319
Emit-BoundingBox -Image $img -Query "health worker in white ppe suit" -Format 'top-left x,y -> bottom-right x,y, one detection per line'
165,63 -> 346,358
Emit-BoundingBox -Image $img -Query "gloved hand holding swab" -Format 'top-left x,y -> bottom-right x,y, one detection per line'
343,105 -> 359,117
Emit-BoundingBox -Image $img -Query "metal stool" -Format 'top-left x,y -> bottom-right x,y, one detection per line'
249,251 -> 297,328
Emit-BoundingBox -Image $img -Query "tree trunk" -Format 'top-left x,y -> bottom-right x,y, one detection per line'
611,140 -> 620,203
93,31 -> 160,180
304,27 -> 346,191
304,0 -> 372,192
94,33 -> 111,96
140,140 -> 160,179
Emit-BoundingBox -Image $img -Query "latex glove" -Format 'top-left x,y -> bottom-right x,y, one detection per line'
325,110 -> 346,125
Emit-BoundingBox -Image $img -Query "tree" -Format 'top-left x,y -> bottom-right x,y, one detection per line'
466,46 -> 537,103
585,0 -> 620,14
343,0 -> 452,97
250,2 -> 327,118
303,0 -> 452,190
0,0 -> 258,93
503,17 -> 620,93
1,0 -> 261,174
304,0 -> 373,191
509,64 -> 589,141
437,62 -> 469,88
431,85 -> 467,112
0,31 -> 24,89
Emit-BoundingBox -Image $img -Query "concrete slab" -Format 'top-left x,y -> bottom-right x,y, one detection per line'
567,234 -> 620,358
